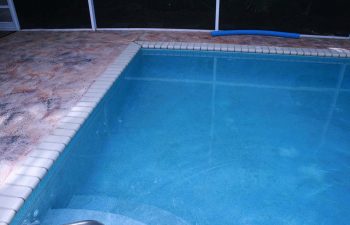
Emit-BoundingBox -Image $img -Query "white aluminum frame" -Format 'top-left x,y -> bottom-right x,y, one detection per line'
87,0 -> 96,31
215,0 -> 220,31
0,0 -> 20,31
8,0 -> 19,30
21,28 -> 93,32
96,28 -> 210,32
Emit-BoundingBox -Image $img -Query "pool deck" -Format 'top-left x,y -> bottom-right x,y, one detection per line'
1,30 -> 350,184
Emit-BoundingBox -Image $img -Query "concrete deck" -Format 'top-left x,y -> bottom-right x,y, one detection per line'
0,31 -> 350,183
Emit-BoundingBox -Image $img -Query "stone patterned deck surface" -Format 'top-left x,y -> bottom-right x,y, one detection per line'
0,31 -> 350,184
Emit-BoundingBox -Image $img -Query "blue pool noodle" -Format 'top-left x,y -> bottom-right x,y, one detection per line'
211,30 -> 300,39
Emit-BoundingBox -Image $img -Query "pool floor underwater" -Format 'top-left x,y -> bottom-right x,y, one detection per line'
13,49 -> 350,225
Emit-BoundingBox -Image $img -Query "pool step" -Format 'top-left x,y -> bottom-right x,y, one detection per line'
41,208 -> 145,225
67,195 -> 191,225
64,220 -> 104,225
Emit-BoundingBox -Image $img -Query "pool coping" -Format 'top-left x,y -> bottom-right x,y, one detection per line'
136,41 -> 350,58
0,41 -> 349,224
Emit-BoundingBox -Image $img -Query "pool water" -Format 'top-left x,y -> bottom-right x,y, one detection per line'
12,50 -> 350,225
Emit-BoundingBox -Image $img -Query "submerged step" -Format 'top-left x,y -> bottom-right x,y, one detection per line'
67,195 -> 191,225
41,208 -> 145,225
64,220 -> 103,225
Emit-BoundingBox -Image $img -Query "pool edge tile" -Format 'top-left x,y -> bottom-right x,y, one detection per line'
37,142 -> 65,152
21,157 -> 54,170
5,174 -> 40,189
42,135 -> 71,146
0,196 -> 23,212
14,166 -> 47,180
27,150 -> 59,161
140,41 -> 350,58
60,116 -> 86,125
0,185 -> 32,200
0,208 -> 15,224
51,128 -> 77,138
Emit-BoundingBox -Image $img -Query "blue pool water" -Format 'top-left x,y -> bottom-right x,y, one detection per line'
12,50 -> 350,225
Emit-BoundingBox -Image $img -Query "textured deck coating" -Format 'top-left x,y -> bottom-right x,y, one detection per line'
0,31 -> 350,184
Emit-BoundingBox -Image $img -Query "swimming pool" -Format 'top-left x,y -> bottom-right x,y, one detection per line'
10,46 -> 350,225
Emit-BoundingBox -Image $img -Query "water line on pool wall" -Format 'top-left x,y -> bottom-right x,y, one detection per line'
211,30 -> 301,39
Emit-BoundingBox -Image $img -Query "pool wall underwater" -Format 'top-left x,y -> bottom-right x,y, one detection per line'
0,42 -> 349,225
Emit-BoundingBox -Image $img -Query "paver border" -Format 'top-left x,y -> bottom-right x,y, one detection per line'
0,43 -> 140,225
1,40 -> 349,224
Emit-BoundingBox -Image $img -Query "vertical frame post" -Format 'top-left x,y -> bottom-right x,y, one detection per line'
7,0 -> 20,30
88,0 -> 97,31
215,0 -> 220,31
